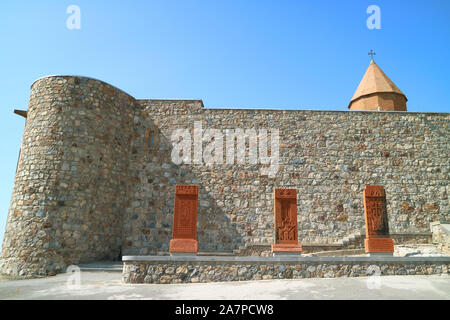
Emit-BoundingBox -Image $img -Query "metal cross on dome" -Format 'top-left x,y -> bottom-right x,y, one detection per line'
368,50 -> 376,61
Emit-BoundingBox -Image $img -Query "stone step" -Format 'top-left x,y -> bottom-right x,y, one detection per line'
154,251 -> 236,256
78,261 -> 123,272
307,248 -> 366,257
198,251 -> 235,256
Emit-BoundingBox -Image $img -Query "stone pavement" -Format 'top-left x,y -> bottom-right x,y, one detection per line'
0,269 -> 449,300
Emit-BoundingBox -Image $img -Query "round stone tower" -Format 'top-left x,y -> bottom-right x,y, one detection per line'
348,60 -> 407,111
0,76 -> 137,277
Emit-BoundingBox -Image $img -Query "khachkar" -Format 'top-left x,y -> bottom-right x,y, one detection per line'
363,185 -> 394,255
272,188 -> 302,255
169,185 -> 199,255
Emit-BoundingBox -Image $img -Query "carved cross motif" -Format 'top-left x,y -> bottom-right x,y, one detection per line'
172,185 -> 198,240
364,186 -> 390,238
274,188 -> 298,244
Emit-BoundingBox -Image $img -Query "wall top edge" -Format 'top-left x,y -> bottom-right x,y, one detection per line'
138,99 -> 205,108
29,76 -> 448,115
137,99 -> 204,103
30,75 -> 136,100
201,108 -> 449,115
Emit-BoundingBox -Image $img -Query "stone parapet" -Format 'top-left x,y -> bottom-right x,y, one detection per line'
122,255 -> 450,284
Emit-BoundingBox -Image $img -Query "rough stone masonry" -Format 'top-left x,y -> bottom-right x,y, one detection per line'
0,75 -> 449,277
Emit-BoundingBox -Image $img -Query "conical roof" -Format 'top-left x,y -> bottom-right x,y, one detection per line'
348,60 -> 407,108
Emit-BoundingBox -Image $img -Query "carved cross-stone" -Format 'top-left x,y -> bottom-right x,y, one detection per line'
169,185 -> 199,254
272,188 -> 302,254
363,185 -> 394,254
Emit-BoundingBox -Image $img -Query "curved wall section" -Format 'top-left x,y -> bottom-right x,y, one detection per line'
1,76 -> 137,276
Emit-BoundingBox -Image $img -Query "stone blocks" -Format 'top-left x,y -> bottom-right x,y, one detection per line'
122,256 -> 450,284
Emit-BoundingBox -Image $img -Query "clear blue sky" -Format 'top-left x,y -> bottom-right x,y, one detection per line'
0,0 -> 449,245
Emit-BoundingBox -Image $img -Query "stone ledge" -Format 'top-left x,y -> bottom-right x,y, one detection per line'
202,108 -> 450,115
122,255 -> 450,263
122,256 -> 450,284
78,261 -> 123,273
30,75 -> 136,100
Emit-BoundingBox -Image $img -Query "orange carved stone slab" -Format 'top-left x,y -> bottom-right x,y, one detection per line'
363,185 -> 394,253
365,238 -> 394,253
169,185 -> 199,253
272,188 -> 302,253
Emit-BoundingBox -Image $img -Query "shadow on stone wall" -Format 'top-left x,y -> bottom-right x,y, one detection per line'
121,108 -> 244,255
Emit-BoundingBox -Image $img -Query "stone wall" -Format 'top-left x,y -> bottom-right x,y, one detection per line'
123,100 -> 449,255
1,76 -> 138,276
122,256 -> 450,283
1,75 -> 449,277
